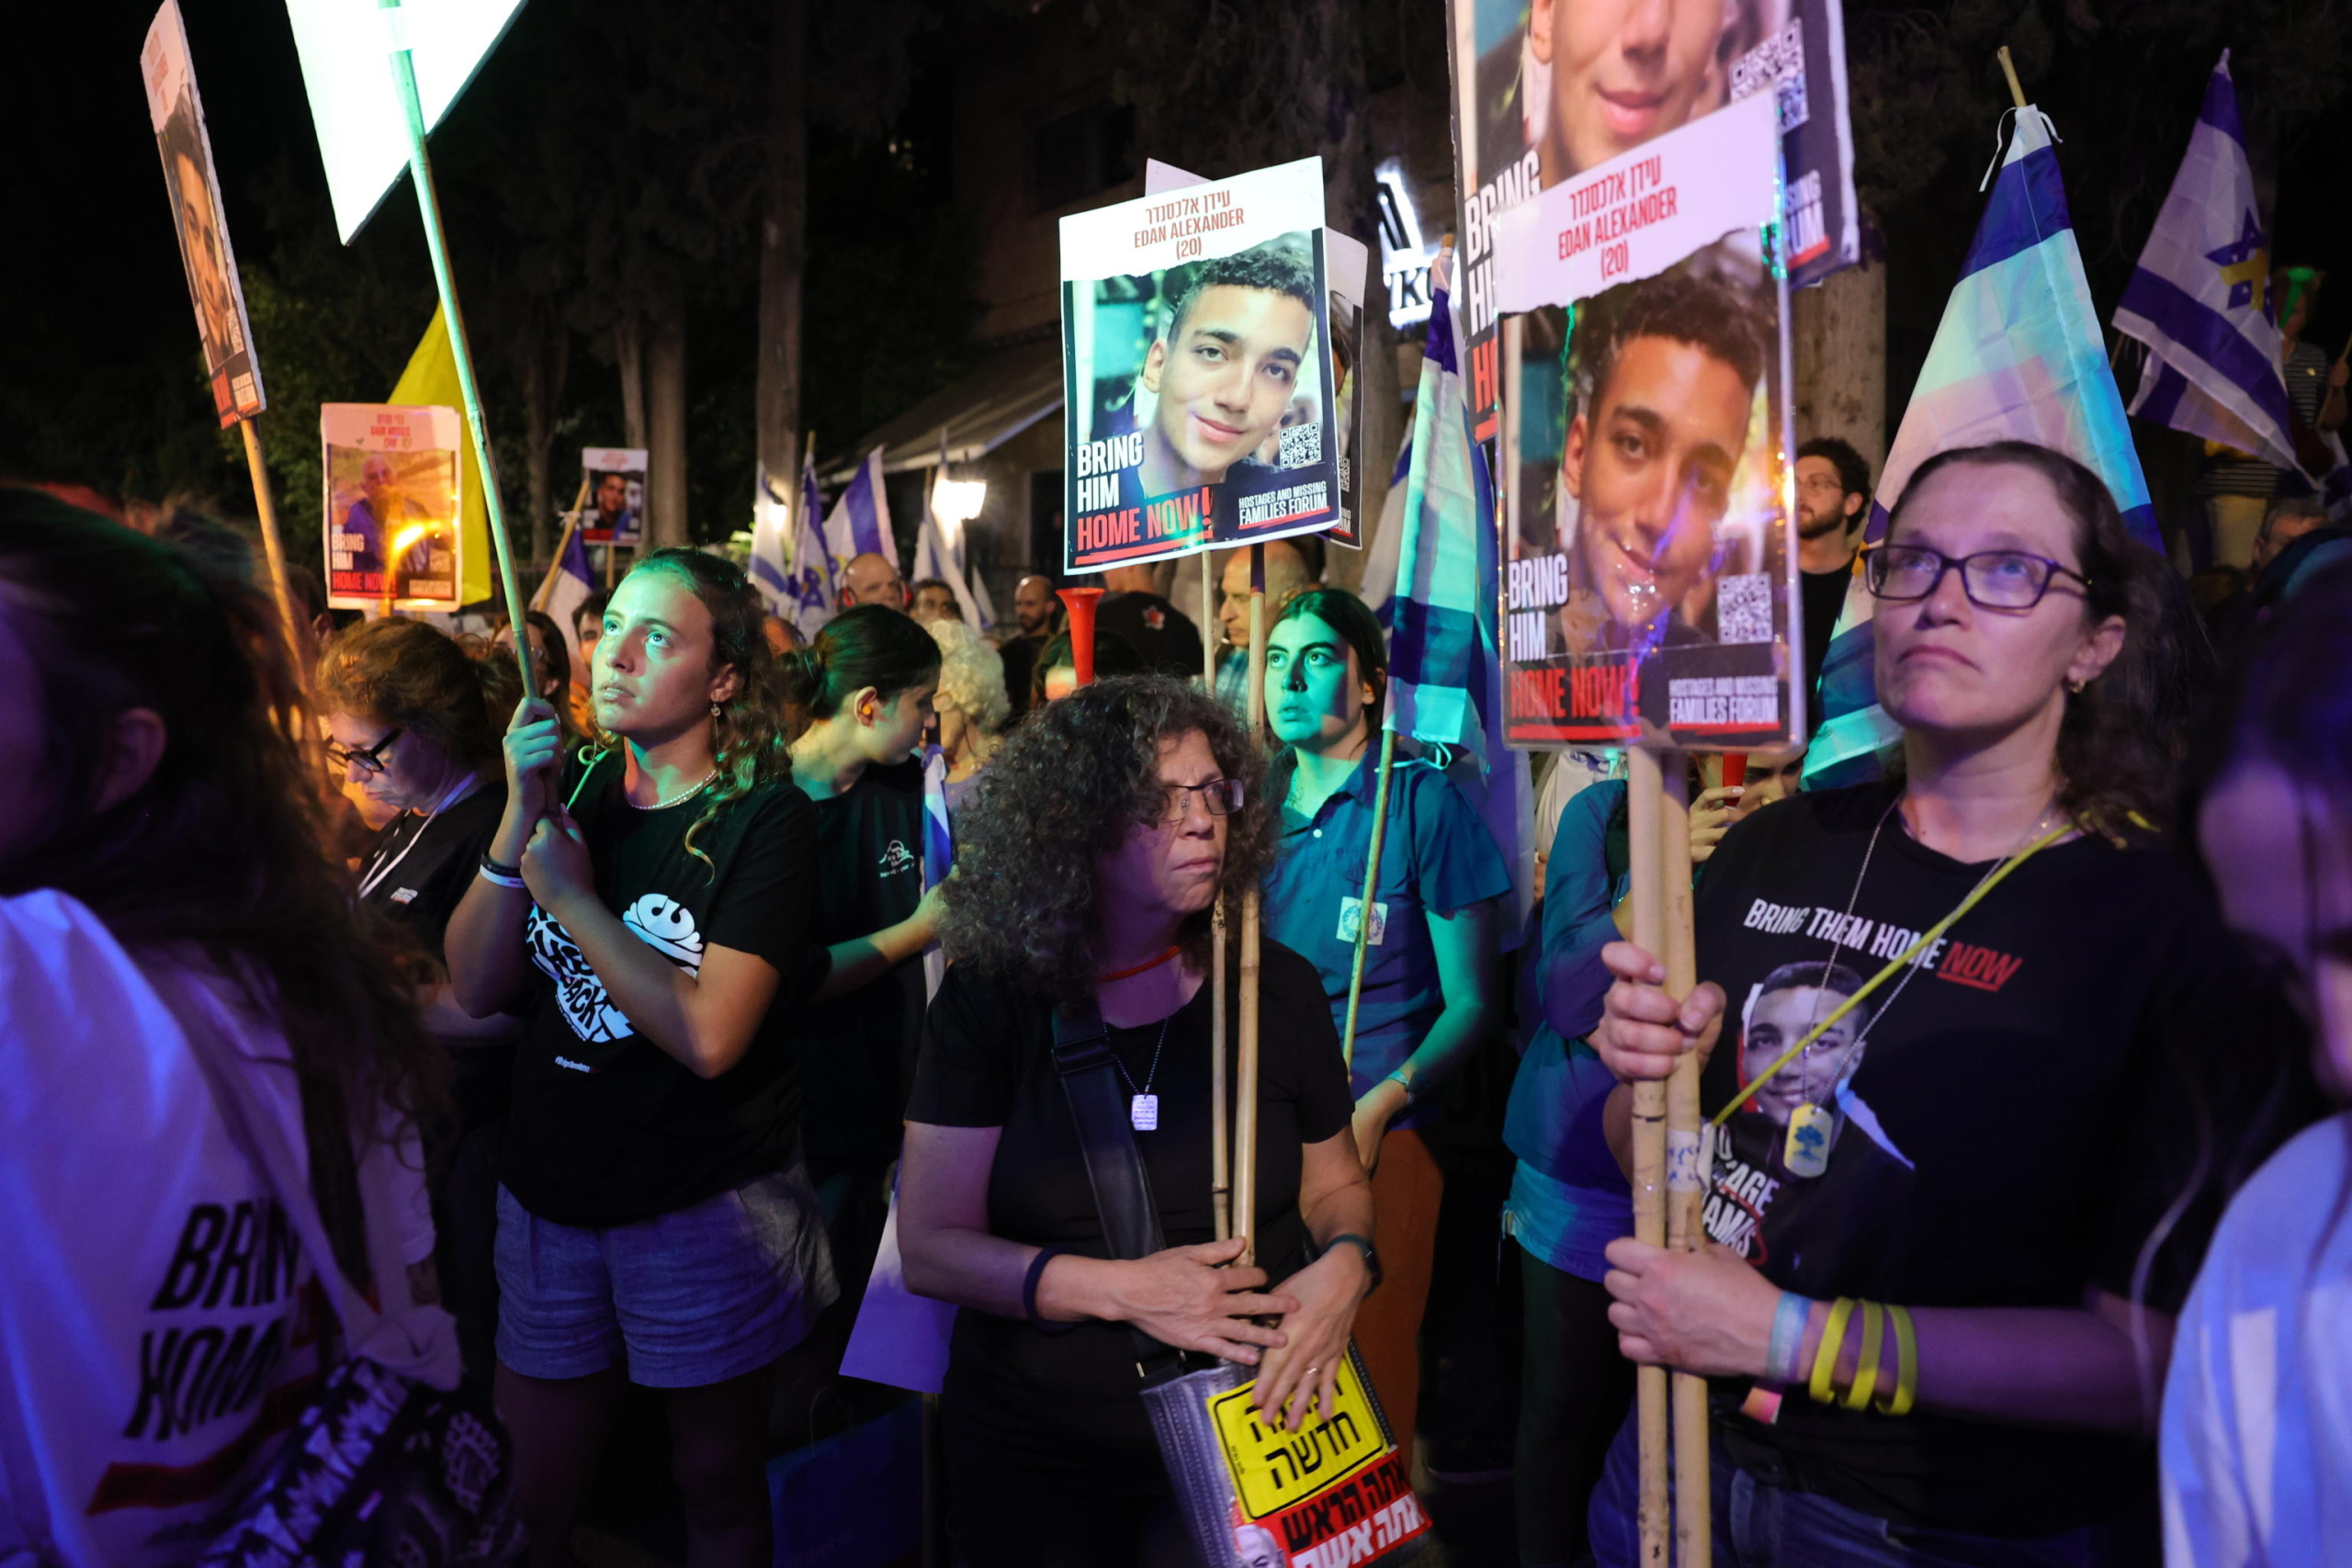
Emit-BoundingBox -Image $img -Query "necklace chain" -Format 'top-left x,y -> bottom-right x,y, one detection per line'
1107,1015 -> 1173,1100
633,767 -> 718,811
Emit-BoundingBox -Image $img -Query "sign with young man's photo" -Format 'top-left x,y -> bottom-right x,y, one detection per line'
1060,156 -> 1345,575
322,403 -> 465,611
1444,0 -> 1855,438
581,446 -> 649,546
1495,90 -> 1797,752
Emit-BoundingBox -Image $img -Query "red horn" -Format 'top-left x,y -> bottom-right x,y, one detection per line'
1720,754 -> 1747,789
1057,586 -> 1105,686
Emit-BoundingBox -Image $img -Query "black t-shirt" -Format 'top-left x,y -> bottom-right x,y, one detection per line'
906,942 -> 1353,1486
501,761 -> 819,1226
792,760 -> 928,1182
1798,564 -> 1852,728
1096,592 -> 1204,681
1000,635 -> 1046,716
1692,782 -> 2303,1535
357,781 -> 512,1126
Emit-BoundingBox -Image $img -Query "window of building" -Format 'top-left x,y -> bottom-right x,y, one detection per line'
1029,102 -> 1136,213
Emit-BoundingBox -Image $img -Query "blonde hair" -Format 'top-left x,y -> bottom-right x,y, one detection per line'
926,615 -> 1011,736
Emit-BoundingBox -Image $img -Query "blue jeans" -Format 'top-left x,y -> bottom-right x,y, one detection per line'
1588,1413 -> 2121,1567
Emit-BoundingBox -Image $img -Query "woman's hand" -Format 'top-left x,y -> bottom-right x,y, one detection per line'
499,698 -> 565,852
1251,1247 -> 1370,1431
1592,941 -> 1724,1085
1107,1236 -> 1301,1365
1602,1236 -> 1781,1379
1348,1078 -> 1409,1175
1689,784 -> 1746,864
520,807 -> 594,912
904,880 -> 948,952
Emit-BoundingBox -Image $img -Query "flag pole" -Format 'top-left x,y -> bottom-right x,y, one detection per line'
532,473 -> 594,614
1339,726 -> 1396,1071
1996,45 -> 2029,109
378,0 -> 534,697
1207,547 -> 1231,1242
1626,746 -> 1670,1567
1659,758 -> 1710,1565
1234,543 -> 1269,1267
235,417 -> 307,687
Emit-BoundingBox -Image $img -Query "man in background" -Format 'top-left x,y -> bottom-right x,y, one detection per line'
1094,560 -> 1203,679
1793,436 -> 1871,725
1000,572 -> 1061,716
910,579 -> 961,624
842,551 -> 908,610
1214,536 -> 1323,713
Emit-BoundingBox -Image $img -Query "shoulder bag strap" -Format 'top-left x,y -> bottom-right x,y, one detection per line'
1049,998 -> 1179,1369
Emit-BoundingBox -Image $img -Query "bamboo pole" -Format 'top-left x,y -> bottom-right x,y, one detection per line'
1339,726 -> 1397,1069
1626,746 -> 1670,1568
236,418 -> 306,689
1207,547 -> 1231,1242
1996,45 -> 2028,110
378,1 -> 534,697
1659,760 -> 1710,1566
1234,544 -> 1268,1266
531,472 -> 594,614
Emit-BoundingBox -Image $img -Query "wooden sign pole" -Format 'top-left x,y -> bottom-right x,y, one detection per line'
1625,748 -> 1671,1565
1206,547 -> 1231,1242
1658,759 -> 1710,1564
1233,543 -> 1268,1266
531,473 -> 594,614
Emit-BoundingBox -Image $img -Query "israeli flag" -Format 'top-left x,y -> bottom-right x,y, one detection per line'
920,743 -> 953,1001
537,525 -> 597,673
753,457 -> 838,640
1807,106 -> 2155,789
822,447 -> 893,586
2113,53 -> 2302,480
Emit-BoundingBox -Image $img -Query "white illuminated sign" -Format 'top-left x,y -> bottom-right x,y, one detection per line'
1377,160 -> 1439,331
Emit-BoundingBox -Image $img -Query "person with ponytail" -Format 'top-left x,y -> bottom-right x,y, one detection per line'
0,492 -> 454,1566
2164,563 -> 2352,1565
776,604 -> 944,1291
316,616 -> 518,1382
445,547 -> 833,1568
1582,442 -> 2309,1563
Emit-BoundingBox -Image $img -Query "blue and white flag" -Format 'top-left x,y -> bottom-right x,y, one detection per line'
1382,253 -> 1533,935
536,523 -> 596,673
1807,107 -> 2155,789
754,457 -> 838,639
920,743 -> 953,1000
913,479 -> 993,632
822,447 -> 893,584
749,463 -> 794,613
2113,53 -> 2303,480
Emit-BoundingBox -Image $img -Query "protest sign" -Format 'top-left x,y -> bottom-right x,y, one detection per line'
581,446 -> 648,546
141,1 -> 264,427
1060,156 -> 1343,574
1325,229 -> 1370,550
1494,92 -> 1796,751
322,403 -> 465,612
1446,0 -> 1854,437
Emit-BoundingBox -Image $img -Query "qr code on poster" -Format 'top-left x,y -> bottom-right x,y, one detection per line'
1717,572 -> 1774,646
1278,423 -> 1322,468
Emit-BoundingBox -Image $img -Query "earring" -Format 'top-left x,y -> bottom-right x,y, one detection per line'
2067,678 -> 2087,695
710,701 -> 723,718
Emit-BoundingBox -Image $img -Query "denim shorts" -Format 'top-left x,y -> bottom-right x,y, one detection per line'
494,1166 -> 839,1388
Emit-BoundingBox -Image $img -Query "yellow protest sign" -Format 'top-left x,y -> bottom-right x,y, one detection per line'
1206,1352 -> 1390,1520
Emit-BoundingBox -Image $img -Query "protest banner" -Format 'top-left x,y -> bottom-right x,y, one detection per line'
581,446 -> 648,546
1324,231 -> 1371,550
321,403 -> 465,614
1495,90 -> 1795,753
1446,0 -> 1854,438
1060,156 -> 1344,574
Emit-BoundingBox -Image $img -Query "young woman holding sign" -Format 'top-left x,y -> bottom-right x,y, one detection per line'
1583,443 -> 2311,1564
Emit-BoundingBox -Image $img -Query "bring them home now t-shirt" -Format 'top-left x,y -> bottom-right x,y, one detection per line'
1691,782 -> 2306,1537
502,760 -> 818,1227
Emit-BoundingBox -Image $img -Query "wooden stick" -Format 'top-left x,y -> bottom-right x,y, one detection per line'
1627,747 -> 1670,1567
1996,45 -> 2028,110
1340,726 -> 1398,1068
1208,547 -> 1230,1242
1234,544 -> 1268,1267
235,418 -> 306,691
1659,759 -> 1711,1566
531,472 -> 594,614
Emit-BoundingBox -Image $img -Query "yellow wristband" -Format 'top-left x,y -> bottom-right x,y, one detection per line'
1878,1304 -> 1918,1416
1809,1298 -> 1856,1405
1844,1301 -> 1884,1411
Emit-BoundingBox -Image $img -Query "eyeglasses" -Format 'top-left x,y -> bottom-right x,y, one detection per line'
1865,544 -> 2091,610
1158,778 -> 1245,822
327,727 -> 403,776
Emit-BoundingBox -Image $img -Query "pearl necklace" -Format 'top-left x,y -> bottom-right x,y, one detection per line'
632,767 -> 718,811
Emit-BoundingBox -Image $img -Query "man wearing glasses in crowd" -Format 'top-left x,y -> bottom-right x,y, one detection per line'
1793,436 -> 1871,728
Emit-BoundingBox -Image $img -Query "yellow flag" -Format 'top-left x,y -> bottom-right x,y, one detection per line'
388,305 -> 493,607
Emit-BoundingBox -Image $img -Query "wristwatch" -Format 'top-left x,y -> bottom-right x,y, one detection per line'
1325,1232 -> 1383,1295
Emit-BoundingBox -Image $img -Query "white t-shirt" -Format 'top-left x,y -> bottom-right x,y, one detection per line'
2162,1114 -> 2352,1566
0,890 -> 452,1568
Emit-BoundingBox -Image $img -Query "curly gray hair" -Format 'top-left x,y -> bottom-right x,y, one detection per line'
926,616 -> 1011,736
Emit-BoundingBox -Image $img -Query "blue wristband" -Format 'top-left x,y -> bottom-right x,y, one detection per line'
1767,1291 -> 1813,1385
1023,1245 -> 1076,1336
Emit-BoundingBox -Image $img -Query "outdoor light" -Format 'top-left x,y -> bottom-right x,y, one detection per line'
933,477 -> 988,528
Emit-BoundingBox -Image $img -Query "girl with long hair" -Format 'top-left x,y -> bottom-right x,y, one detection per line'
2163,564 -> 2352,1563
776,604 -> 944,1292
0,492 -> 454,1566
1584,442 -> 2306,1562
445,548 -> 833,1568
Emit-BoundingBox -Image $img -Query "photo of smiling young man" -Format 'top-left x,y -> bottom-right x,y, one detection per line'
1135,244 -> 1319,498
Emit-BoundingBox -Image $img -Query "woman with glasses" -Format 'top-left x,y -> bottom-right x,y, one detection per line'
1258,586 -> 1510,1446
899,677 -> 1374,1568
317,617 -> 517,1382
1579,441 -> 2311,1564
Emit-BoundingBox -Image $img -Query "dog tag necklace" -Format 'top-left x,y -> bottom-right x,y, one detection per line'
1111,1016 -> 1172,1131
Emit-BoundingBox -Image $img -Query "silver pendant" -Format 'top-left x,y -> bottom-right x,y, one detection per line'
1130,1093 -> 1159,1132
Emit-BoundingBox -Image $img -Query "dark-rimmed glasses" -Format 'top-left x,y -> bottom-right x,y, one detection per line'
327,727 -> 403,776
1158,778 -> 1245,822
1865,544 -> 2091,610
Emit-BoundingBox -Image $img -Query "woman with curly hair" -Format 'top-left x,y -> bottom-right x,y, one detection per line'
899,676 -> 1376,1568
923,615 -> 1009,819
446,547 -> 833,1568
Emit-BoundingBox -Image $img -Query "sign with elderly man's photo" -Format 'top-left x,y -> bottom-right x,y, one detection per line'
322,402 -> 465,612
1059,157 -> 1345,575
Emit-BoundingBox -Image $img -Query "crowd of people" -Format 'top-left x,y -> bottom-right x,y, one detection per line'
3,431 -> 2348,1568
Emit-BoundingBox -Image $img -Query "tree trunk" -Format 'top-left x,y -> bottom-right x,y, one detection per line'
647,291 -> 690,547
756,0 -> 807,483
616,311 -> 649,452
1792,248 -> 1888,481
